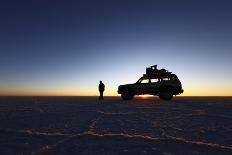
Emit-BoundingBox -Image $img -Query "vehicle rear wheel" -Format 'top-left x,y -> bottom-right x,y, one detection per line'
159,91 -> 173,100
121,91 -> 134,100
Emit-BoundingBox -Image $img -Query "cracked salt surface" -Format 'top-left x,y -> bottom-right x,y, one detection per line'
0,96 -> 232,154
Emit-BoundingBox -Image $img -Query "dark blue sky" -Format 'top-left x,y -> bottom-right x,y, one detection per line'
1,0 -> 232,95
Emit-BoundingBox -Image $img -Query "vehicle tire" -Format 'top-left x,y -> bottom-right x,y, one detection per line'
159,91 -> 173,100
121,91 -> 134,100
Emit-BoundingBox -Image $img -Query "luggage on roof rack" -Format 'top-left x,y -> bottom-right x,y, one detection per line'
144,65 -> 172,79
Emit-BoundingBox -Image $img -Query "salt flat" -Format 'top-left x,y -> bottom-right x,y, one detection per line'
0,96 -> 231,155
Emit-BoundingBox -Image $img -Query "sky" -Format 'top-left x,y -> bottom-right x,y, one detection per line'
0,0 -> 232,96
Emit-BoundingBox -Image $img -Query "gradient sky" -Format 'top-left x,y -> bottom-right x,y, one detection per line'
0,0 -> 232,96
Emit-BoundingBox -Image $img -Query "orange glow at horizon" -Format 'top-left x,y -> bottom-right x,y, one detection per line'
1,79 -> 232,96
1,85 -> 232,96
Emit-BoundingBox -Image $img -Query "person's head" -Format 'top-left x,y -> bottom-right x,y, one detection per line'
100,80 -> 102,83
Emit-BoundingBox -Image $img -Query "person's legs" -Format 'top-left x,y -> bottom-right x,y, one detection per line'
99,91 -> 104,99
101,91 -> 104,99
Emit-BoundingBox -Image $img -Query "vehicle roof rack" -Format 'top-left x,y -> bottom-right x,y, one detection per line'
143,65 -> 172,79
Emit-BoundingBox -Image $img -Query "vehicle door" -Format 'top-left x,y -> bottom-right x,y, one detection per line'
133,79 -> 152,94
150,78 -> 160,92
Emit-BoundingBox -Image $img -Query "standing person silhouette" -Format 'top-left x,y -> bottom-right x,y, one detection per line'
98,81 -> 105,100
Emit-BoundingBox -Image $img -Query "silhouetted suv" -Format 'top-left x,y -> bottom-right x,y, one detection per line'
118,65 -> 184,100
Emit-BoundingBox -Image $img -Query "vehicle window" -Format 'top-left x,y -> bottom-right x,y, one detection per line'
162,78 -> 169,81
171,76 -> 176,80
140,79 -> 149,83
151,79 -> 159,83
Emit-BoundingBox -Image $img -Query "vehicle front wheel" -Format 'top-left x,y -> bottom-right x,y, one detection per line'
121,91 -> 134,100
159,91 -> 173,100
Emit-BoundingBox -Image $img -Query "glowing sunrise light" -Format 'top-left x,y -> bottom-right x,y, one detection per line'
138,95 -> 154,98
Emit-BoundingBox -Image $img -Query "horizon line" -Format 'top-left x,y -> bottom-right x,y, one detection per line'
0,95 -> 232,97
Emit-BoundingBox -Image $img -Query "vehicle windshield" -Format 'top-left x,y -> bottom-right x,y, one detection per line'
136,77 -> 144,83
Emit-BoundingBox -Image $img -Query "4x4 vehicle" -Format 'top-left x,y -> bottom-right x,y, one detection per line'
118,65 -> 184,100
